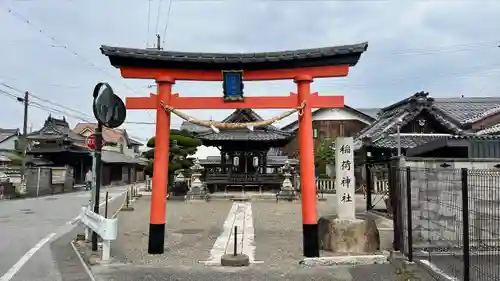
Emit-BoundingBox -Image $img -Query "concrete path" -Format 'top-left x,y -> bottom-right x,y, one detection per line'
0,184 -> 132,281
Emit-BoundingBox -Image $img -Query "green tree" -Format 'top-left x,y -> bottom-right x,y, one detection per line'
314,138 -> 335,177
143,129 -> 202,181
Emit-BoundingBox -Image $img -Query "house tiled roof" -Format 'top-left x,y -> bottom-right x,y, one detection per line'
28,116 -> 85,142
433,97 -> 500,124
355,92 -> 500,150
73,123 -> 143,146
477,123 -> 500,135
100,42 -> 368,70
102,150 -> 147,165
372,134 -> 452,149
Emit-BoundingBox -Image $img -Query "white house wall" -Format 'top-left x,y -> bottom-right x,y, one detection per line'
0,136 -> 19,151
286,108 -> 373,131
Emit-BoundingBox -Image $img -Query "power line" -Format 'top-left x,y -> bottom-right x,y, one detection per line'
146,0 -> 152,48
0,3 -> 150,102
0,83 -> 163,128
0,3 -> 158,123
154,0 -> 165,37
161,0 -> 174,47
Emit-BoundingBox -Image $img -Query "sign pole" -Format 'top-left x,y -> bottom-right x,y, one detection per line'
90,82 -> 126,252
91,124 -> 103,251
90,150 -> 96,211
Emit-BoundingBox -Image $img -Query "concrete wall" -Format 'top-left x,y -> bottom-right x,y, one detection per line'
398,157 -> 500,248
25,167 -> 52,196
25,166 -> 74,196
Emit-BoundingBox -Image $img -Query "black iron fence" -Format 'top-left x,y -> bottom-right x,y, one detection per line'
394,167 -> 500,281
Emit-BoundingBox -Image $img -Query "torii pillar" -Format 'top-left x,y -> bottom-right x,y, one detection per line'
100,42 -> 368,257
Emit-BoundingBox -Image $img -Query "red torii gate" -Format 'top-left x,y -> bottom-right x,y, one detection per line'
100,43 -> 367,257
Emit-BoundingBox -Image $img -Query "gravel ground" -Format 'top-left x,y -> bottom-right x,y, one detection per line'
109,198 -> 233,266
80,195 -> 423,281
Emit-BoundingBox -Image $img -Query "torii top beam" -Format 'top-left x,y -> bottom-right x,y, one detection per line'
100,43 -> 367,81
100,42 -> 368,109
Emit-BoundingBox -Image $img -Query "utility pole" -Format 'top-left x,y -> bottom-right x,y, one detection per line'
17,91 -> 29,181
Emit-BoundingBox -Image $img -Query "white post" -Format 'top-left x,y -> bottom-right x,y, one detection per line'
36,167 -> 41,197
335,137 -> 356,220
102,239 -> 111,261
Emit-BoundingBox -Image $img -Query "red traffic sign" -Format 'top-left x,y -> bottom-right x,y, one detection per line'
86,134 -> 105,150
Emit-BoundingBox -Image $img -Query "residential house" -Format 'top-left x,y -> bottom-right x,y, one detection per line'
280,106 -> 378,158
0,128 -> 21,166
73,123 -> 146,185
354,91 -> 500,160
25,115 -> 89,191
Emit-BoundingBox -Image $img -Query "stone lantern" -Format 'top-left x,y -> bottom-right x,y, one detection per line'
277,160 -> 297,201
186,158 -> 207,200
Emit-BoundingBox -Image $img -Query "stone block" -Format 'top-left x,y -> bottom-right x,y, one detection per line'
318,216 -> 380,253
220,253 -> 250,267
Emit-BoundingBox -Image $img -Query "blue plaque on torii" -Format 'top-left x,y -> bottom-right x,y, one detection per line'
222,70 -> 244,102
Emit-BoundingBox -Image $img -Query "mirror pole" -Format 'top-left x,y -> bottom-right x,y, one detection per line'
91,122 -> 103,251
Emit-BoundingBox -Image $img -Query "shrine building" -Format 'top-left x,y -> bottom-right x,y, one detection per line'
181,108 -> 298,193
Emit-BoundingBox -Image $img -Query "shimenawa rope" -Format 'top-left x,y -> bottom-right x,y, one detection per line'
160,101 -> 306,130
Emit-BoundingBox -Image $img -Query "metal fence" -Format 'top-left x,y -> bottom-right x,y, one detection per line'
395,167 -> 500,281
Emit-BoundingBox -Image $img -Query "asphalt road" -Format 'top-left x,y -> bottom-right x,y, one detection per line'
0,185 -> 129,281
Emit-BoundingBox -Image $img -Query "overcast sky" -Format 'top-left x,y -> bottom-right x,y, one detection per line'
0,0 -> 499,145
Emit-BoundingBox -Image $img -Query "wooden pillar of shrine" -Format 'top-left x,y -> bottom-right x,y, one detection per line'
149,76 -> 174,254
295,75 -> 319,257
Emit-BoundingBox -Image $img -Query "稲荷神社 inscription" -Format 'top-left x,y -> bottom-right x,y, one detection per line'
335,137 -> 356,220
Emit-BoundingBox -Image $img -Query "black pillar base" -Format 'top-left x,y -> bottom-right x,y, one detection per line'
148,223 -> 165,254
303,223 -> 320,257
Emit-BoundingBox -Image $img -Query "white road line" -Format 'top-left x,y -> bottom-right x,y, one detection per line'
0,189 -> 129,281
0,233 -> 57,281
203,202 -> 257,265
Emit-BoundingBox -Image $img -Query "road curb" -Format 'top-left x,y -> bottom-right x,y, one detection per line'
69,185 -> 143,279
300,252 -> 390,266
68,185 -> 136,280
70,240 -> 96,281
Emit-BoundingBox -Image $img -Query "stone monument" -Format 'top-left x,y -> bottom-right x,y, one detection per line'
185,158 -> 208,201
276,160 -> 298,202
318,137 -> 380,253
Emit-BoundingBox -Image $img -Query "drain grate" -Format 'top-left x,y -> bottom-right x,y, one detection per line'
45,197 -> 58,201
